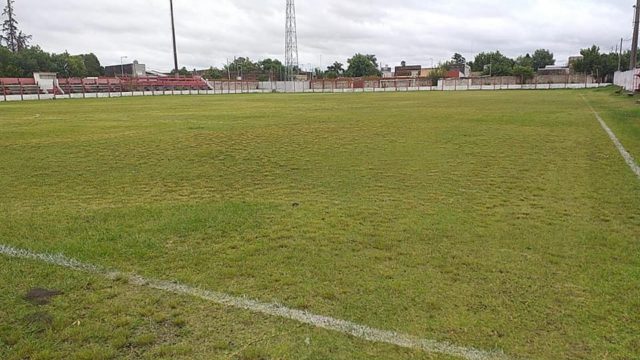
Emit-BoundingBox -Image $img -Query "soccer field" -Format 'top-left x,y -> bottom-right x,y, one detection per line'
1,89 -> 639,359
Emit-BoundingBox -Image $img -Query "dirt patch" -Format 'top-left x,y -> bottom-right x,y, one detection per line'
25,288 -> 63,305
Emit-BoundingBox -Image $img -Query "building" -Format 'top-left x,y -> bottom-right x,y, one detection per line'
381,65 -> 393,78
104,60 -> 146,77
395,64 -> 422,77
449,63 -> 471,78
420,68 -> 436,77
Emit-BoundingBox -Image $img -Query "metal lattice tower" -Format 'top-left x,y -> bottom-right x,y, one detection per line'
285,0 -> 299,81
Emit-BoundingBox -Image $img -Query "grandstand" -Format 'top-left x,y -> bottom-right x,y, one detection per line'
0,78 -> 46,99
1,74 -> 212,98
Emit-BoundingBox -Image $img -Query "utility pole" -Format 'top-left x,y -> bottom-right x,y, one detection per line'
630,0 -> 640,70
619,38 -> 624,71
169,0 -> 179,74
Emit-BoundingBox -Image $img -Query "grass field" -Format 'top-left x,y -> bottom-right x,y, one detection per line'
0,88 -> 639,360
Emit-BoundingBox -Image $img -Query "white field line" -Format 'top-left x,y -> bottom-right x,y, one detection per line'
0,244 -> 510,360
582,95 -> 640,180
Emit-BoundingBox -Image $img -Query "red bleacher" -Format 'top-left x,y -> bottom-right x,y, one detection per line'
119,76 -> 209,91
0,78 -> 45,95
1,75 -> 210,97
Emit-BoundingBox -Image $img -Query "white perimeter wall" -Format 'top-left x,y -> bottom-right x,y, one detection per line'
0,83 -> 612,102
613,69 -> 640,92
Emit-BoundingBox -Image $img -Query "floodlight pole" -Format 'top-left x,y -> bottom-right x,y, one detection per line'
169,0 -> 179,74
630,0 -> 640,70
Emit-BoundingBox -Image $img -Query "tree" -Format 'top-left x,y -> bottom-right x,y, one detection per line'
326,61 -> 344,75
452,53 -> 466,64
204,66 -> 224,80
80,53 -> 103,77
170,66 -> 190,76
572,46 -> 621,82
345,53 -> 381,77
471,51 -> 514,75
531,49 -> 555,71
1,0 -> 31,52
225,57 -> 259,75
258,58 -> 285,80
516,54 -> 533,68
512,65 -> 534,84
426,64 -> 448,86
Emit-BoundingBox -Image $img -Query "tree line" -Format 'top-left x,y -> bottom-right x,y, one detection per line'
198,53 -> 383,80
0,0 -> 103,78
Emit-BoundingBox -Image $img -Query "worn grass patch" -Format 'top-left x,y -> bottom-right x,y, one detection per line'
1,89 -> 639,359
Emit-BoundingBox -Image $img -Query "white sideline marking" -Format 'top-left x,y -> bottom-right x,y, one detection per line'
0,244 -> 509,360
582,95 -> 640,180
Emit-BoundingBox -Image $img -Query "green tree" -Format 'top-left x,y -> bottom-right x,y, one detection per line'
204,66 -> 224,80
512,65 -> 535,84
426,64 -> 448,86
1,0 -> 31,52
170,66 -> 190,76
573,46 -> 600,75
516,54 -> 533,68
0,44 -> 18,76
572,46 -> 621,82
225,57 -> 259,75
345,53 -> 381,77
326,61 -> 344,75
258,58 -> 285,80
80,53 -> 103,77
12,46 -> 54,77
452,53 -> 466,65
471,51 -> 514,75
531,49 -> 555,71
325,70 -> 339,79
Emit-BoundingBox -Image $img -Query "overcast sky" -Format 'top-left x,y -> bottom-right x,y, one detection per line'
14,0 -> 636,71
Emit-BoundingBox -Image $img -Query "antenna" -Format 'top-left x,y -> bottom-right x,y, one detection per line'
285,0 -> 299,81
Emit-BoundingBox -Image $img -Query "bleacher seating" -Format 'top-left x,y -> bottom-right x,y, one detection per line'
120,76 -> 210,92
1,76 -> 211,97
0,78 -> 45,95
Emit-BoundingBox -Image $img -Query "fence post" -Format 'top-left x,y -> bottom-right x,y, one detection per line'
1,79 -> 5,102
18,78 -> 24,101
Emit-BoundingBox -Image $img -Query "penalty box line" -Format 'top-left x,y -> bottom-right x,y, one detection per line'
581,95 -> 640,180
0,244 -> 510,360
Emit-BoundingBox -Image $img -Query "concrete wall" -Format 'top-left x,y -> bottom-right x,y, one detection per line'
439,74 -> 596,87
613,69 -> 639,92
0,82 -> 612,102
258,81 -> 310,92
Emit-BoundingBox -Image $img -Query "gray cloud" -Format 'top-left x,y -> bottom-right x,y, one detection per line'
13,0 -> 636,71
